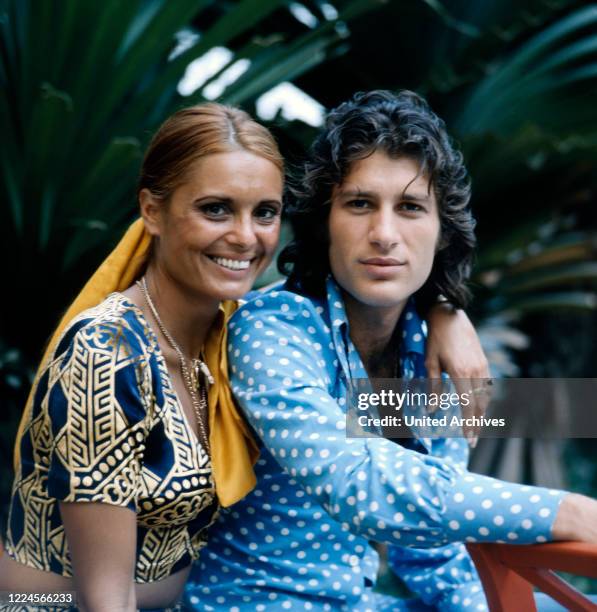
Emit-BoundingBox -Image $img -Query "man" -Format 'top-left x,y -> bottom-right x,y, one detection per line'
186,90 -> 597,611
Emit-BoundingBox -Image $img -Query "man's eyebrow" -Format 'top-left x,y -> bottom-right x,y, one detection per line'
401,192 -> 432,202
335,188 -> 377,199
335,187 -> 432,201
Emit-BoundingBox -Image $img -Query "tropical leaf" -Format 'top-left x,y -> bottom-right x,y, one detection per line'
0,0 -> 384,360
454,5 -> 597,135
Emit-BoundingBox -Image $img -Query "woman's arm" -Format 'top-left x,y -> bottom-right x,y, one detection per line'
60,503 -> 137,612
425,304 -> 489,380
45,321 -> 149,608
425,305 -> 490,445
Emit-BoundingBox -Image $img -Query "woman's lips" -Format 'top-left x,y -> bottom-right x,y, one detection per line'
205,254 -> 257,275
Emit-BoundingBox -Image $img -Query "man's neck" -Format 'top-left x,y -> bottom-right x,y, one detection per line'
342,292 -> 406,378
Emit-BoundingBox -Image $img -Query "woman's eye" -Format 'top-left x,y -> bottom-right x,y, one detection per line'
200,203 -> 229,217
254,206 -> 280,221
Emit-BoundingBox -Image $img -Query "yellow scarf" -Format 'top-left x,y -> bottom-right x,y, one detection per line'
14,218 -> 258,507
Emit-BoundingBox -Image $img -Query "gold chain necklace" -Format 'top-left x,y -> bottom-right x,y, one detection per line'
137,277 -> 213,453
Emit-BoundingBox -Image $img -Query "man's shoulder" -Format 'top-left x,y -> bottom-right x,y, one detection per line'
232,283 -> 325,323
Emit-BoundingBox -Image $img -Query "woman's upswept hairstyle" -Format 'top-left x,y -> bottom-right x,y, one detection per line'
278,89 -> 476,310
137,102 -> 283,268
139,102 -> 283,202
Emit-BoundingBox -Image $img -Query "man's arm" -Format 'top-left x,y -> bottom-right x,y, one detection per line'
552,493 -> 597,543
227,296 -> 574,549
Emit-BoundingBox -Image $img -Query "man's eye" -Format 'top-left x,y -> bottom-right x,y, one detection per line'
400,202 -> 424,213
348,199 -> 371,209
200,203 -> 229,217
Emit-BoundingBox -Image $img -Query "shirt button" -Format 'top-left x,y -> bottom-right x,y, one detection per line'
348,555 -> 360,566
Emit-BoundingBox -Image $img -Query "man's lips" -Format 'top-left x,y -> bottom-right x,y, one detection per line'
360,257 -> 406,266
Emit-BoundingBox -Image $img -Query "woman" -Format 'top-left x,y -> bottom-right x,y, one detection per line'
1,101 -> 486,610
0,103 -> 284,610
185,91 -> 597,611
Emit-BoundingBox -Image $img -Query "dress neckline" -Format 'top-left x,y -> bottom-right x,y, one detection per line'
111,292 -> 211,460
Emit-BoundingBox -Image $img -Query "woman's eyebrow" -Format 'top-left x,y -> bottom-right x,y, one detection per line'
192,195 -> 283,206
193,195 -> 233,204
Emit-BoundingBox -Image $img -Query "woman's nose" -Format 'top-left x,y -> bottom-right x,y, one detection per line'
227,215 -> 257,249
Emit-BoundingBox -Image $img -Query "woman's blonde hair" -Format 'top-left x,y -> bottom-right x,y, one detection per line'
138,102 -> 283,202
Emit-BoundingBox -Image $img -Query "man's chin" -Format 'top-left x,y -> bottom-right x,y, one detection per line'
354,290 -> 411,310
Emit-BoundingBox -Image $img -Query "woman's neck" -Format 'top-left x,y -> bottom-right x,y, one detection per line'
126,265 -> 220,360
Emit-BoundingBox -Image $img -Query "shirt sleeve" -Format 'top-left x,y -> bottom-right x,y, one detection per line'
46,321 -> 150,511
386,439 -> 487,610
228,296 -> 566,551
388,540 -> 488,611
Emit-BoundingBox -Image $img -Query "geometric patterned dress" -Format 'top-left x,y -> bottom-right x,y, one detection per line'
5,293 -> 218,583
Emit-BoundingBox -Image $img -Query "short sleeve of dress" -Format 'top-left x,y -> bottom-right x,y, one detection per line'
46,320 -> 150,511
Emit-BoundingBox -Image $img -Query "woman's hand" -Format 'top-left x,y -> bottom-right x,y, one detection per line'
425,304 -> 489,379
425,304 -> 490,447
60,502 -> 137,612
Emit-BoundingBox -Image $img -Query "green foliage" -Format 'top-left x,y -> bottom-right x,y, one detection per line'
287,0 -> 597,380
1,0 -> 596,582
560,439 -> 597,593
422,1 -> 597,375
0,339 -> 32,531
0,0 -> 378,363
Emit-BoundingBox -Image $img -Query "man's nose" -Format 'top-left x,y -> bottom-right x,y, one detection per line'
368,208 -> 401,250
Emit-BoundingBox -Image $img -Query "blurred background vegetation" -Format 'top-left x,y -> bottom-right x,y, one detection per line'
1,0 -> 596,594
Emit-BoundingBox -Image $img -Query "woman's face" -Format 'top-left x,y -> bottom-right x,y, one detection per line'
143,150 -> 283,305
328,150 -> 440,320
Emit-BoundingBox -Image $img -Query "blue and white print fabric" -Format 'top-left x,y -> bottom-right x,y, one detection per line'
186,277 -> 565,611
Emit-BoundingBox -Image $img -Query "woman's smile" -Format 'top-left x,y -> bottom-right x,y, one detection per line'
205,253 -> 255,273
143,149 -> 283,304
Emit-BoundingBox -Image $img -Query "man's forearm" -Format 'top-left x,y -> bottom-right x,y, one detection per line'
552,493 -> 597,543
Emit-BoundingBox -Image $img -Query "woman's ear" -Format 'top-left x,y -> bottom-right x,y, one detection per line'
139,188 -> 162,237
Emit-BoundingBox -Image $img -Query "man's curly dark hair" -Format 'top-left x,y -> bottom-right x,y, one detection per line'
278,89 -> 476,311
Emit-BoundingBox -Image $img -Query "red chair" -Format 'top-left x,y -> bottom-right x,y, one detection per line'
467,542 -> 597,611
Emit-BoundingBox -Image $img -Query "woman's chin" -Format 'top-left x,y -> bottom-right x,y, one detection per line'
214,280 -> 259,301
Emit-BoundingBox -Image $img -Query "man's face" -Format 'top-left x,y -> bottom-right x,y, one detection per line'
328,150 -> 440,319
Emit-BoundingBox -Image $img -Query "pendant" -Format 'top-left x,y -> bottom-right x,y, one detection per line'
191,358 -> 214,386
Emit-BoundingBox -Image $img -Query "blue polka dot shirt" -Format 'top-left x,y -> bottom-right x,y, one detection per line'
185,278 -> 565,611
